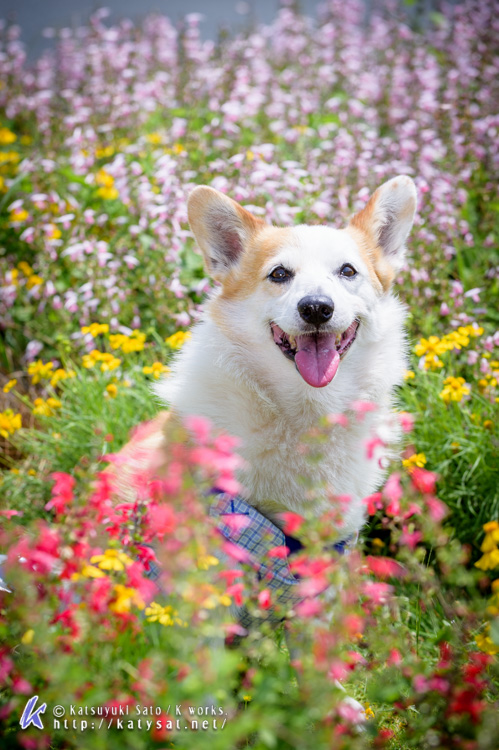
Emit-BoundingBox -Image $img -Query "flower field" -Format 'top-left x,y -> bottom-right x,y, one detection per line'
1,1 -> 498,748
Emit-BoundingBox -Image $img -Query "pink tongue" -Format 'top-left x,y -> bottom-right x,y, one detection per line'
294,333 -> 340,388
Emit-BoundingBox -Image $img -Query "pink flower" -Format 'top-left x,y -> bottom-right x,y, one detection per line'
350,400 -> 377,419
268,545 -> 290,559
364,435 -> 385,460
147,504 -> 177,540
383,473 -> 403,516
361,581 -> 393,605
226,582 -> 245,606
279,512 -> 304,535
45,472 -> 75,515
411,467 -> 438,495
184,415 -> 212,443
398,412 -> 414,433
426,496 -> 448,522
221,541 -> 250,564
258,589 -> 272,609
295,598 -> 323,618
400,526 -> 422,550
365,556 -> 406,579
327,413 -> 349,427
387,649 -> 402,666
363,492 -> 383,515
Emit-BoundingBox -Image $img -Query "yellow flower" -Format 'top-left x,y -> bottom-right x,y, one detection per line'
197,555 -> 219,570
246,150 -> 255,161
423,354 -> 444,371
475,625 -> 499,655
97,186 -> 119,200
80,564 -> 106,579
414,336 -> 448,358
3,379 -> 17,393
21,629 -> 34,645
402,452 -> 427,470
96,168 -> 115,188
142,362 -> 171,379
165,331 -> 191,349
442,328 -> 470,351
173,143 -> 185,154
474,520 -> 499,571
110,584 -> 144,614
100,356 -> 121,372
364,704 -> 375,720
46,224 -> 61,240
81,323 -> 109,337
243,695 -> 252,703
110,330 -> 146,353
146,132 -> 163,145
26,275 -> 43,289
440,376 -> 470,404
49,368 -> 76,388
28,359 -> 54,384
0,127 -> 16,144
10,208 -> 29,223
106,383 -> 118,398
90,549 -> 134,572
403,370 -> 415,380
33,397 -> 61,416
0,409 -> 22,438
95,145 -> 115,159
145,601 -> 185,626
475,550 -> 499,571
18,261 -> 33,276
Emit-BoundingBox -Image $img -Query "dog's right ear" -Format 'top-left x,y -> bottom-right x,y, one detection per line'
187,186 -> 264,281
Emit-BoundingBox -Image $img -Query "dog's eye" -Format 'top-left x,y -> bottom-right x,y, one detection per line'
340,264 -> 357,278
269,266 -> 293,283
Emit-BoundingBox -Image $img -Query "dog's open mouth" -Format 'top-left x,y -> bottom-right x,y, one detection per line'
270,320 -> 359,388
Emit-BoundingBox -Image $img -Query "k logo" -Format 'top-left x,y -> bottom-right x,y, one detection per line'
20,695 -> 47,730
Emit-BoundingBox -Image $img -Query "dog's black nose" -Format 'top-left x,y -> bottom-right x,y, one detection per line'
297,295 -> 334,327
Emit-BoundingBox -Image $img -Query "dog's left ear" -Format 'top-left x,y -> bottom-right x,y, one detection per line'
349,175 -> 417,268
187,186 -> 265,282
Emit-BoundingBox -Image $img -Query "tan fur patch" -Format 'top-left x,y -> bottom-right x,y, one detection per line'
208,226 -> 293,337
345,225 -> 394,293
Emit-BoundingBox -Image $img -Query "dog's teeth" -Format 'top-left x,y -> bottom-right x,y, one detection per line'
335,334 -> 342,346
288,335 -> 296,348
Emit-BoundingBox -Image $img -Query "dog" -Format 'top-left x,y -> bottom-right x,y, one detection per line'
148,176 -> 416,536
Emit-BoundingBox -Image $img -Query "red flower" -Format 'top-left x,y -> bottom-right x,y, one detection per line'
448,688 -> 485,724
226,582 -> 245,607
365,556 -> 406,579
383,473 -> 403,516
411,467 -> 438,495
279,511 -> 304,535
363,492 -> 383,515
258,589 -> 272,609
147,503 -> 177,540
268,545 -> 290,559
45,472 -> 75,515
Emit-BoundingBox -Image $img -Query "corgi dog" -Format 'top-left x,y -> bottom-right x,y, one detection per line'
147,175 -> 417,541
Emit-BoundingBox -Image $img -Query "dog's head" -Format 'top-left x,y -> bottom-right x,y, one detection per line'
187,177 -> 416,389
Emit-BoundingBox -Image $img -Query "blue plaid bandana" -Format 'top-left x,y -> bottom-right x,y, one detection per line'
145,493 -> 353,628
207,492 -> 352,629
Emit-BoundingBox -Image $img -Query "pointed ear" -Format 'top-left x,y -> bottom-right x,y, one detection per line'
349,176 -> 417,267
187,186 -> 265,281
